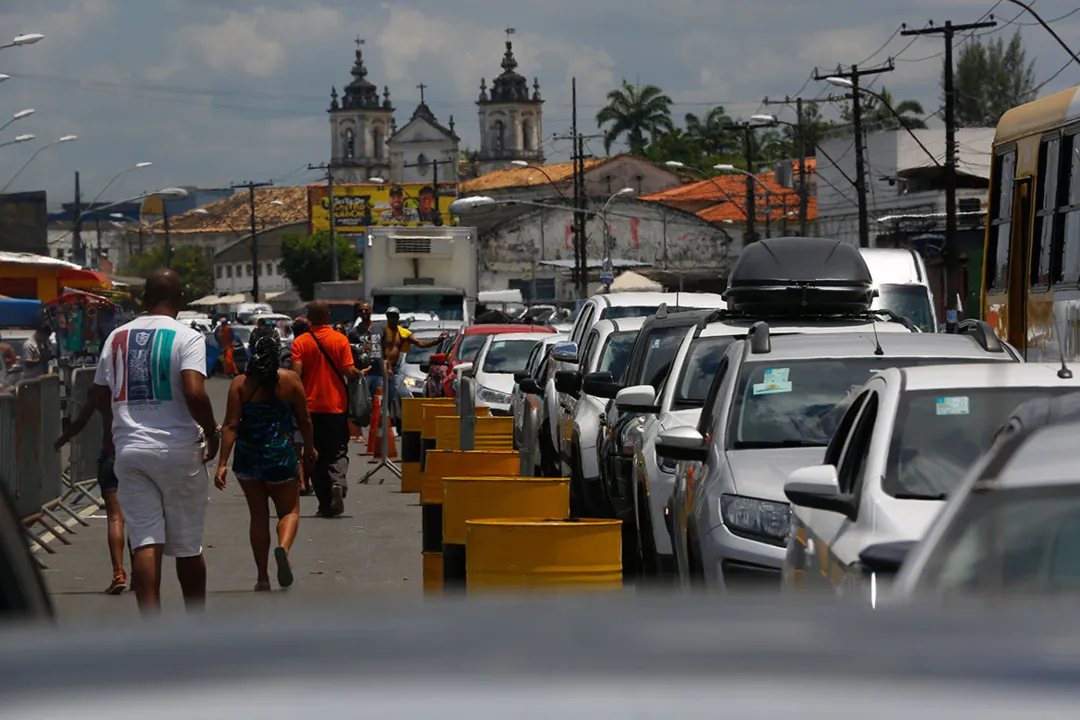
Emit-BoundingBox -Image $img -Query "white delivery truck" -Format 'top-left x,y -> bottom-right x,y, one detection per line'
362,226 -> 478,323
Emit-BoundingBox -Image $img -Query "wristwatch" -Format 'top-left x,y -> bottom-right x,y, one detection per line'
206,425 -> 222,440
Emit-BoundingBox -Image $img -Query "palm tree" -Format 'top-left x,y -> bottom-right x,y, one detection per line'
596,81 -> 674,156
684,106 -> 736,156
868,87 -> 927,130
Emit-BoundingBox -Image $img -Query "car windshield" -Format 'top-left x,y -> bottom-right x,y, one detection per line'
636,325 -> 693,388
602,305 -> 661,321
675,336 -> 737,408
457,334 -> 490,362
596,331 -> 637,378
482,339 -> 539,374
728,357 -> 1005,449
917,486 -> 1080,596
872,284 -> 934,332
885,387 -> 1074,500
404,333 -> 444,364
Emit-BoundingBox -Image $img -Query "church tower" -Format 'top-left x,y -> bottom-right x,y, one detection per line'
476,30 -> 544,175
328,39 -> 394,183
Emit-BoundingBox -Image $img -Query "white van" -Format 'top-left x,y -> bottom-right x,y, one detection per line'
861,248 -> 937,332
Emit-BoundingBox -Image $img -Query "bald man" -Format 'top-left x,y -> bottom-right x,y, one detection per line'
93,269 -> 220,615
292,300 -> 361,518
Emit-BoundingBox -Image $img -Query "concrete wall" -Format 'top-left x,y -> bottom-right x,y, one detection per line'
479,199 -> 738,298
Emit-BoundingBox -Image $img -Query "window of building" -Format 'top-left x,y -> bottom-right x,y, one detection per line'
216,265 -> 223,279
236,264 -> 242,277
277,262 -> 285,275
494,120 -> 505,153
256,263 -> 262,276
266,262 -> 273,276
985,147 -> 1017,292
344,128 -> 355,160
522,120 -> 531,151
226,265 -> 233,278
246,264 -> 252,277
373,128 -> 383,159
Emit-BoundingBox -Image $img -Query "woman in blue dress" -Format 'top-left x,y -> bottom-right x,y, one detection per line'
215,325 -> 316,591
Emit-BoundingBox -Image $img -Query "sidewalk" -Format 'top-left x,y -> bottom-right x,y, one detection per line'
41,378 -> 422,624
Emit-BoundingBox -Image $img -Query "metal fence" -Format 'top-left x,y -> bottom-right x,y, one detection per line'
67,367 -> 103,486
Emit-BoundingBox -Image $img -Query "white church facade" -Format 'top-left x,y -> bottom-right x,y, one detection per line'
326,37 -> 544,184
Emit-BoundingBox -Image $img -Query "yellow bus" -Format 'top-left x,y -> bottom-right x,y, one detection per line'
983,84 -> 1080,360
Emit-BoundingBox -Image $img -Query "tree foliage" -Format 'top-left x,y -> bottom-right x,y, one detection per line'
951,30 -> 1036,127
121,245 -> 213,301
280,230 -> 362,301
837,87 -> 927,131
596,81 -> 674,155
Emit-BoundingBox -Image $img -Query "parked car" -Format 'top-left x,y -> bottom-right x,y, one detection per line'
399,323 -> 461,398
470,332 -> 550,415
782,363 -> 1079,596
511,334 -> 566,472
423,324 -> 555,399
658,325 -> 1019,590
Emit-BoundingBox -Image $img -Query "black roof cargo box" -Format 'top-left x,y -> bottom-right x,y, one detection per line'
724,237 -> 874,315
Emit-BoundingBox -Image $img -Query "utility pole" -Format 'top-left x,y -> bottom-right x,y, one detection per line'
762,94 -> 845,237
902,19 -> 995,321
163,201 -> 173,269
307,163 -> 341,282
403,157 -> 456,223
231,180 -> 273,299
71,171 -> 84,266
815,62 -> 894,248
742,125 -> 757,244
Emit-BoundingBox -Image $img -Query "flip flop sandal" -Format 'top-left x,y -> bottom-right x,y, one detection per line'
274,546 -> 294,588
105,574 -> 126,595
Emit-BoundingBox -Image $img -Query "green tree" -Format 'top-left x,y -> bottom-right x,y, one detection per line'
779,103 -> 840,158
684,106 -> 737,156
837,87 -> 927,131
280,230 -> 362,301
951,30 -> 1036,127
596,80 -> 674,155
121,245 -> 213,301
643,128 -> 703,167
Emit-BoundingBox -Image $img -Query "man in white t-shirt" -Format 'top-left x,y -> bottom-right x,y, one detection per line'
93,269 -> 221,614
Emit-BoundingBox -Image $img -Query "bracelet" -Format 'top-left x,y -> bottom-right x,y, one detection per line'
205,425 -> 222,440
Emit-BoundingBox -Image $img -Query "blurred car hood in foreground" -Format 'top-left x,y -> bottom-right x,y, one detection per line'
4,593 -> 1080,717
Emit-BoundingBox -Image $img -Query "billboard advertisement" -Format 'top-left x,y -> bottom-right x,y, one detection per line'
308,182 -> 459,235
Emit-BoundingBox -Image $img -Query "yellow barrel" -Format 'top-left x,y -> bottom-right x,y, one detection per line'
422,403 -> 459,440
435,416 -> 460,450
465,519 -> 623,591
474,416 -> 515,450
421,450 -> 521,506
402,397 -> 439,434
442,476 -> 570,588
422,551 -> 443,595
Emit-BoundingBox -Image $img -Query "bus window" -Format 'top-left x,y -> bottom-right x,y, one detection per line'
1063,132 -> 1080,287
986,148 -> 1017,293
1033,136 -> 1061,288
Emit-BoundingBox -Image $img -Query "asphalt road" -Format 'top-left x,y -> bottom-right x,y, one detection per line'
42,376 -> 422,624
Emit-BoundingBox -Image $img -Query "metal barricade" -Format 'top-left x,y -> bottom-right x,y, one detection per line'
0,391 -> 18,506
38,374 -> 63,505
14,378 -> 43,520
67,367 -> 103,486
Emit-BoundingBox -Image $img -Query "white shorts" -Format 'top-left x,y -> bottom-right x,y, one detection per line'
115,443 -> 210,558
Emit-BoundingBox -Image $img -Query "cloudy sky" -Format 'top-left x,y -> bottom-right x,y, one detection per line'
1,0 -> 1078,207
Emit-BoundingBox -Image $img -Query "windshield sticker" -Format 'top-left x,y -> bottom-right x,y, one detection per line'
753,380 -> 793,395
763,368 -> 790,383
651,338 -> 662,349
936,396 -> 970,416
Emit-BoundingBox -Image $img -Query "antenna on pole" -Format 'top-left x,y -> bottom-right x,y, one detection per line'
505,27 -> 516,40
355,36 -> 364,48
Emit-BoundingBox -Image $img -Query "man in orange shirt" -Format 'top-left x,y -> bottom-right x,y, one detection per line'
291,301 -> 361,518
218,321 -> 239,377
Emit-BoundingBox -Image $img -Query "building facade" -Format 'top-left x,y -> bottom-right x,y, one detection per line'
328,42 -> 395,184
475,41 -> 544,175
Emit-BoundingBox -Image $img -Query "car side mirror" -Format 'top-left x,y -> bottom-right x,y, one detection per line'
582,371 -> 621,399
615,385 -> 658,414
784,465 -> 856,520
454,362 -> 475,377
520,378 -> 543,396
429,353 -> 447,365
554,369 -> 582,394
550,342 -> 579,364
513,371 -> 529,383
655,426 -> 707,463
857,541 -> 916,576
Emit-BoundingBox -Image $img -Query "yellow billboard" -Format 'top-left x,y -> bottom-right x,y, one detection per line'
308,182 -> 458,234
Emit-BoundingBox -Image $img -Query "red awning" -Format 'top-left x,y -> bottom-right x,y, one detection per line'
57,267 -> 112,288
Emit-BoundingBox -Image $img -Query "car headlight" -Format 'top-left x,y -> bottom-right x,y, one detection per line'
477,385 -> 511,405
403,376 -> 420,389
720,494 -> 790,546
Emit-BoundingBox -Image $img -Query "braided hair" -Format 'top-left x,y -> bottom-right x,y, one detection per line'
247,325 -> 281,392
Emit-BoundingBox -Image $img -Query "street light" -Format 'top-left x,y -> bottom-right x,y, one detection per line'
368,176 -> 386,184
0,109 -> 34,134
0,33 -> 44,50
599,188 -> 636,290
0,75 -> 10,84
0,134 -> 77,194
0,133 -> 34,149
269,200 -> 285,206
510,160 -> 571,202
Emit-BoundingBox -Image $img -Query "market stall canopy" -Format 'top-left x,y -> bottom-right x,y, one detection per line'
188,295 -> 222,307
609,270 -> 662,292
57,267 -> 112,292
0,297 -> 43,327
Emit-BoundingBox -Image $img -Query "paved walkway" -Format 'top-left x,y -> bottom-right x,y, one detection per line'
41,377 -> 422,624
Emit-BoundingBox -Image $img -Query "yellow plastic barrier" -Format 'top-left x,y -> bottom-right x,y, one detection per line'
401,399 -> 453,493
422,551 -> 443,595
474,416 -> 515,450
465,519 -> 623,591
442,476 -> 570,587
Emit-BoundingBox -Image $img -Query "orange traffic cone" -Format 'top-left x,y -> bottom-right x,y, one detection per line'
366,388 -> 398,460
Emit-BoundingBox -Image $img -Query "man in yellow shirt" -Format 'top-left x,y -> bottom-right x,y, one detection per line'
381,307 -> 445,430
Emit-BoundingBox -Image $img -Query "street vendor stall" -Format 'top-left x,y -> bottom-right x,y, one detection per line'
44,288 -> 131,360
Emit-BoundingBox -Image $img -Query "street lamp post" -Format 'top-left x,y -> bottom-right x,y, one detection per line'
727,120 -> 775,243
0,109 -> 34,135
73,162 -> 153,266
714,163 -> 774,238
0,133 -> 34,149
0,135 -> 77,195
600,188 -> 636,291
0,33 -> 44,50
